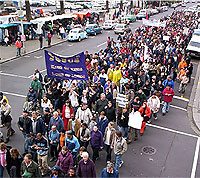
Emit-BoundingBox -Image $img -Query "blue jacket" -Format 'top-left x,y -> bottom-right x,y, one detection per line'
65,135 -> 80,153
97,117 -> 109,136
100,168 -> 119,178
90,130 -> 103,148
49,130 -> 60,145
48,116 -> 64,132
162,79 -> 175,89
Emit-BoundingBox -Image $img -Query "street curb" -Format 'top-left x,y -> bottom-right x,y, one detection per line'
0,38 -> 68,64
188,61 -> 200,136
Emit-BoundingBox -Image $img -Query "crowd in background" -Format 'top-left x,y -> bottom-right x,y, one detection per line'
0,10 -> 198,178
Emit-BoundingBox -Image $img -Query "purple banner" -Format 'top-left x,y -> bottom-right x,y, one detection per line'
45,50 -> 88,81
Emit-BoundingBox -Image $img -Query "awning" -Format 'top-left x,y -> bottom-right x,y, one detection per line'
11,21 -> 33,25
0,23 -> 18,29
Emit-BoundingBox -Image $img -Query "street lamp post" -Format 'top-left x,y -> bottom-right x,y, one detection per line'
19,0 -> 26,54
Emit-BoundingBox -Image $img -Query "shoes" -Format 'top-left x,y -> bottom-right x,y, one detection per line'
154,117 -> 158,120
134,137 -> 138,141
0,124 -> 5,128
119,161 -> 124,168
162,113 -> 166,116
50,157 -> 55,162
147,120 -> 151,124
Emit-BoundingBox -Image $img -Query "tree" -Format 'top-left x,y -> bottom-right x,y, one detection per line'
106,0 -> 109,11
120,0 -> 123,10
60,0 -> 64,14
25,0 -> 32,22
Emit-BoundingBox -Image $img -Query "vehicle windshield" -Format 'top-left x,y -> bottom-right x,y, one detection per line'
116,24 -> 125,28
70,30 -> 78,33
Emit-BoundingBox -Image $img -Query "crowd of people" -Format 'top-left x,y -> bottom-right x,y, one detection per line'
0,9 -> 198,178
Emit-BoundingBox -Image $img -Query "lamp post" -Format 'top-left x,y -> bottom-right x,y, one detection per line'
19,0 -> 26,54
106,0 -> 109,12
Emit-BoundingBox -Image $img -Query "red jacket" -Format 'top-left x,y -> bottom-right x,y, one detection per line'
15,40 -> 22,48
62,105 -> 74,120
139,106 -> 152,118
162,87 -> 174,103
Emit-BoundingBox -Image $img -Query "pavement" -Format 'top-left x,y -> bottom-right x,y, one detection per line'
0,35 -> 68,63
1,3 -> 200,177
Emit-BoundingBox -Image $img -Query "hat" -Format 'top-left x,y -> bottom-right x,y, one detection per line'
66,130 -> 73,135
44,107 -> 50,112
51,166 -> 61,171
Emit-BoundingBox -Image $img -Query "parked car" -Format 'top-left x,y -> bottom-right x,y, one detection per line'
102,20 -> 116,30
85,24 -> 102,35
150,8 -> 159,15
121,14 -> 137,23
136,12 -> 146,20
114,23 -> 131,34
67,28 -> 87,41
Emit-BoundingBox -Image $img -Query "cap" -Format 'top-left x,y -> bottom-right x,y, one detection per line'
66,130 -> 73,135
51,166 -> 60,171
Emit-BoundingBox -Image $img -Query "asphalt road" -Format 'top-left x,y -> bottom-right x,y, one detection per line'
1,3 -> 200,177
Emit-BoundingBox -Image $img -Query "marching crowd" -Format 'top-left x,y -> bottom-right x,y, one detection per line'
0,9 -> 198,178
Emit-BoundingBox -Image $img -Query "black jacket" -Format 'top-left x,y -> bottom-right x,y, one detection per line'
105,107 -> 116,122
18,116 -> 32,134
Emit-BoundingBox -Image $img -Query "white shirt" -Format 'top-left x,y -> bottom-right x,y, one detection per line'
104,128 -> 111,145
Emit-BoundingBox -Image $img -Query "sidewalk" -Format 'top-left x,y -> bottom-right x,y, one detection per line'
0,35 -> 67,64
188,61 -> 200,135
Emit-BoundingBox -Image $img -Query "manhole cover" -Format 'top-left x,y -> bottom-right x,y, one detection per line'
141,146 -> 156,155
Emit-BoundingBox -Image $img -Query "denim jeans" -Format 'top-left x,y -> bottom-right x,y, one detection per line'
0,165 -> 4,178
115,154 -> 122,171
118,126 -> 128,139
16,48 -> 21,56
162,102 -> 170,114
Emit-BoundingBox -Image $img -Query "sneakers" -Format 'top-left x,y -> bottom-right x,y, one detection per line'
119,161 -> 124,168
147,120 -> 151,124
154,117 -> 158,120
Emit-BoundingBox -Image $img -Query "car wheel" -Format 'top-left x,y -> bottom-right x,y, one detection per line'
78,37 -> 81,42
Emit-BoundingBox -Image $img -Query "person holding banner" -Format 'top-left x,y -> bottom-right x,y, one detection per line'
138,101 -> 151,136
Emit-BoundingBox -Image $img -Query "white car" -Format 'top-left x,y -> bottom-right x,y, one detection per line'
102,20 -> 116,30
150,8 -> 159,15
136,12 -> 146,20
67,28 -> 87,42
114,23 -> 131,34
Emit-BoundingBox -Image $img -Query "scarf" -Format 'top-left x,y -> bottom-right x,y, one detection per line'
0,150 -> 7,167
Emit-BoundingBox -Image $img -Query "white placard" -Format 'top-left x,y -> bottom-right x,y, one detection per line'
116,93 -> 128,108
163,35 -> 170,41
128,111 -> 143,129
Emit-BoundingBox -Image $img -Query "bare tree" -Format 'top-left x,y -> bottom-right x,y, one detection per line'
25,0 -> 32,21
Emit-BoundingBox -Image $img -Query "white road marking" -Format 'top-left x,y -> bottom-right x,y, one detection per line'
191,137 -> 200,178
97,42 -> 107,47
0,71 -> 29,79
34,56 -> 42,59
2,91 -> 26,98
147,123 -> 198,138
174,95 -> 189,102
89,36 -> 95,39
27,69 -> 47,78
68,44 -> 73,47
24,55 -> 30,58
170,104 -> 187,112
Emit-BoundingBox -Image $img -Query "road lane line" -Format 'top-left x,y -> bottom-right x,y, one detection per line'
97,42 -> 107,47
3,91 -> 26,98
28,69 -> 47,78
191,137 -> 200,178
174,95 -> 189,102
34,56 -> 42,59
147,123 -> 198,138
170,105 -> 187,112
0,72 -> 29,79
